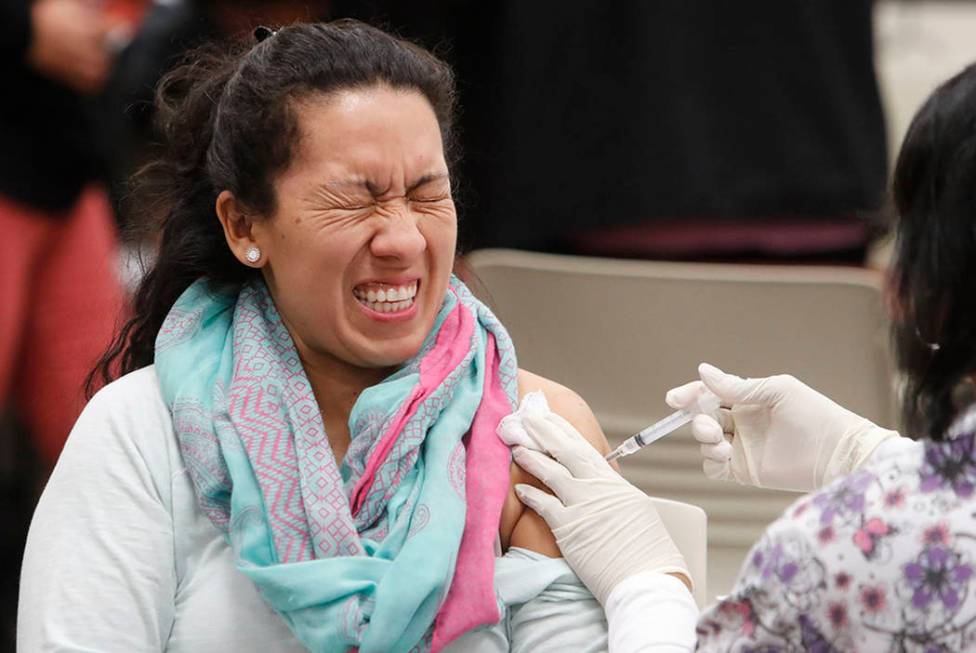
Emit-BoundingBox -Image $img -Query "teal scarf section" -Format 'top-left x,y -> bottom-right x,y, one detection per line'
154,277 -> 518,652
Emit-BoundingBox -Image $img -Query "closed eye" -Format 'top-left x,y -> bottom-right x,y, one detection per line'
410,193 -> 452,203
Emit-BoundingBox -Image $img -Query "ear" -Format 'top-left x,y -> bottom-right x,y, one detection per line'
215,190 -> 261,266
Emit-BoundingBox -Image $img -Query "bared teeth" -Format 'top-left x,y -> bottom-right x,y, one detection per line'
354,293 -> 416,314
353,280 -> 419,310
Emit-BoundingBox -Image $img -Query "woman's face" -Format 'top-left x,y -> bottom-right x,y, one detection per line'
250,86 -> 457,371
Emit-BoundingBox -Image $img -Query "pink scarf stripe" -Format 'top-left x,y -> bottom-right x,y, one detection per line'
348,296 -> 474,517
432,332 -> 512,651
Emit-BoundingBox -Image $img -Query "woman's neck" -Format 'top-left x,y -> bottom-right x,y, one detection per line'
305,358 -> 391,417
299,350 -> 394,462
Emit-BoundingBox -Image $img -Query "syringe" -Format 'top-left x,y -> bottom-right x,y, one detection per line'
605,390 -> 721,462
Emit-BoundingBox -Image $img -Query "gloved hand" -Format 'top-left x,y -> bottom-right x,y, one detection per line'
667,363 -> 900,492
498,400 -> 690,605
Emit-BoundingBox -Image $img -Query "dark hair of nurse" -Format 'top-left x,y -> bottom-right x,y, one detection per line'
891,62 -> 976,441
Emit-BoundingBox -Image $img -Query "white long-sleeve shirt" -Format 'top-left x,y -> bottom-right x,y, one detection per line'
604,573 -> 699,652
18,366 -> 305,651
18,366 -> 617,652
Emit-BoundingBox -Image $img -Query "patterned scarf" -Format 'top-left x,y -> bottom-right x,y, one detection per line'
154,276 -> 517,652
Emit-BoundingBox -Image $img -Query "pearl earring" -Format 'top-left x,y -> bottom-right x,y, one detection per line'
245,246 -> 262,264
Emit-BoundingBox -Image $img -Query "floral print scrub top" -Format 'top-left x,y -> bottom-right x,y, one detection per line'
696,405 -> 976,652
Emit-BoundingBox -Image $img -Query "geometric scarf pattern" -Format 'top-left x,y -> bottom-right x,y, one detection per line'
154,276 -> 517,652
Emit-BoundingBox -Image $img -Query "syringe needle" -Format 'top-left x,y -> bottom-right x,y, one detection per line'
605,390 -> 721,461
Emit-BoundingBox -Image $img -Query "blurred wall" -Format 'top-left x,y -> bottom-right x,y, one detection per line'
877,1 -> 976,159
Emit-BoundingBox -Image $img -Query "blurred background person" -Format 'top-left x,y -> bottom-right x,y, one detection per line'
0,0 -> 123,467
0,0 -> 124,645
98,0 -> 330,234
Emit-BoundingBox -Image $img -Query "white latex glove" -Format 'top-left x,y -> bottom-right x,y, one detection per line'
498,396 -> 690,605
667,363 -> 900,492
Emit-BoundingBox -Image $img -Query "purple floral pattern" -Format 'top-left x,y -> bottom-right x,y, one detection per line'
919,436 -> 976,498
903,546 -> 973,611
812,470 -> 872,526
698,406 -> 976,651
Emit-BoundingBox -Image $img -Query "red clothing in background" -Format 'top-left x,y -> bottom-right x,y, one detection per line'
0,188 -> 123,465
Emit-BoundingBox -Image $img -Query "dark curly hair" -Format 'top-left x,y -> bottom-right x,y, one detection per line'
88,20 -> 457,395
891,62 -> 976,440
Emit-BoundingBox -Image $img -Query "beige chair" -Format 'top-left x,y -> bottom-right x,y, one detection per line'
651,497 -> 707,607
465,248 -> 897,597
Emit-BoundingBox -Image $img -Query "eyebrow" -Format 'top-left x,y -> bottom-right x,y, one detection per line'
323,173 -> 449,197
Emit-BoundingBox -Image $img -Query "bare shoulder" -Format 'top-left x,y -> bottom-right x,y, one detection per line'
499,370 -> 612,557
516,369 -> 611,455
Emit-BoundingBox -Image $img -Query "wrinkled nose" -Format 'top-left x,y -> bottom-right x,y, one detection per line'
369,209 -> 427,262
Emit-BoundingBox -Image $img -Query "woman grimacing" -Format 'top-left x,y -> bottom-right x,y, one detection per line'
17,21 -> 692,652
509,63 -> 976,651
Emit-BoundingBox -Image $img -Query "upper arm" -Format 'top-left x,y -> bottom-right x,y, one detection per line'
499,369 -> 612,555
18,381 -> 178,651
516,369 -> 611,454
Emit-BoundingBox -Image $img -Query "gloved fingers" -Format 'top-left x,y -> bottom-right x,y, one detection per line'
514,483 -> 566,524
546,411 -> 616,474
702,457 -> 732,481
512,446 -> 577,500
691,414 -> 725,444
496,412 -> 534,449
701,440 -> 733,463
665,380 -> 707,410
699,362 -> 794,408
522,411 -> 607,479
698,362 -> 772,405
522,410 -> 589,450
715,407 -> 735,434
